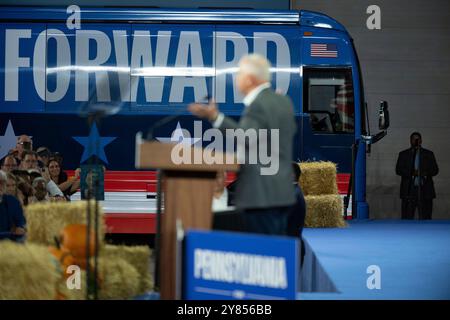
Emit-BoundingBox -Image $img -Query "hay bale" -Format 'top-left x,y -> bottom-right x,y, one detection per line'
98,257 -> 140,300
25,201 -> 105,246
102,244 -> 153,294
304,195 -> 347,228
57,270 -> 87,300
0,242 -> 58,299
54,244 -> 151,300
58,257 -> 140,300
299,162 -> 338,196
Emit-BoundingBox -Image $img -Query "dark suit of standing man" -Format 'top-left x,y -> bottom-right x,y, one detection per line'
189,54 -> 296,235
396,132 -> 439,220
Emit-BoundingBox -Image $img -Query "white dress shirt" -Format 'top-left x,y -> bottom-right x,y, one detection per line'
212,188 -> 229,212
213,82 -> 271,128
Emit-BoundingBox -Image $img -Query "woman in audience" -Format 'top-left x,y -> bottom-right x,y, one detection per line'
47,158 -> 80,199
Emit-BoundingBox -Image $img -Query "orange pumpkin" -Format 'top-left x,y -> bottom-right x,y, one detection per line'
48,246 -> 77,276
60,224 -> 97,261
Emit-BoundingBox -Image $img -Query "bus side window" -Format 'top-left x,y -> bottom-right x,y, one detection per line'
303,68 -> 355,134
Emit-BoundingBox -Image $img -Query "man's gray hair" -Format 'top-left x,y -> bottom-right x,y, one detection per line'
239,54 -> 271,82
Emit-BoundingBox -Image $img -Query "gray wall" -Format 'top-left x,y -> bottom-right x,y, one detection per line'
293,0 -> 450,219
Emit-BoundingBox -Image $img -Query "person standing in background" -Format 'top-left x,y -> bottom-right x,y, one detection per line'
396,132 -> 439,220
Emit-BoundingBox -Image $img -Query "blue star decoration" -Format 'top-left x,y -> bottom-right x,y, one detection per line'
72,123 -> 116,164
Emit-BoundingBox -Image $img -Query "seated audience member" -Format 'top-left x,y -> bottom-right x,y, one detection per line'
31,177 -> 49,203
15,135 -> 33,162
0,171 -> 26,241
16,176 -> 34,206
5,173 -> 19,199
29,169 -> 64,198
212,171 -> 230,212
20,150 -> 39,171
50,152 -> 68,180
6,173 -> 26,207
48,158 -> 80,198
12,169 -> 31,186
30,174 -> 66,203
28,170 -> 42,183
52,152 -> 64,167
36,146 -> 52,168
7,172 -> 43,207
7,148 -> 19,161
1,155 -> 18,173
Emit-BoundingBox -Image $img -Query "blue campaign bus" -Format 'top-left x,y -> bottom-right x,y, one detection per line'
0,6 -> 389,221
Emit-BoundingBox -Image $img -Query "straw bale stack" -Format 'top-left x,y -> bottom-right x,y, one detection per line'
25,201 -> 105,246
102,244 -> 153,294
0,241 -> 58,299
299,161 -> 338,195
297,161 -> 347,228
57,270 -> 87,300
304,195 -> 346,228
59,245 -> 150,300
59,257 -> 141,300
98,257 -> 141,299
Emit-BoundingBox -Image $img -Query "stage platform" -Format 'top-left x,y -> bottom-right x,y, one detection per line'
299,220 -> 450,300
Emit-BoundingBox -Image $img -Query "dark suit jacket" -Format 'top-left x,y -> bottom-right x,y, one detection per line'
287,185 -> 306,237
218,88 -> 297,209
0,194 -> 26,233
395,147 -> 439,199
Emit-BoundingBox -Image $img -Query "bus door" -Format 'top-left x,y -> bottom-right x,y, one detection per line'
301,67 -> 355,173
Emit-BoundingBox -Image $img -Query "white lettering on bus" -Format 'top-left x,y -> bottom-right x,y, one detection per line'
4,29 -> 292,104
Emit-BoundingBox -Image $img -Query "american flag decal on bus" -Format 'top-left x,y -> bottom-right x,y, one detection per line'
310,43 -> 338,58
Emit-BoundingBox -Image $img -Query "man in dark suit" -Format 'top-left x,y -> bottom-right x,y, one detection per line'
396,132 -> 439,220
189,54 -> 296,235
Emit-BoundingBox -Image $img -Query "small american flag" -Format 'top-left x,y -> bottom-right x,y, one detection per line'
310,43 -> 338,58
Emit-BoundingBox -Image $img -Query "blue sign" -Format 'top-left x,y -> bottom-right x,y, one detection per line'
184,230 -> 299,300
80,164 -> 105,201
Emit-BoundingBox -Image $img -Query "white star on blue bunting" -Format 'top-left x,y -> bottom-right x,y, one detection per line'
0,120 -> 19,160
156,122 -> 200,146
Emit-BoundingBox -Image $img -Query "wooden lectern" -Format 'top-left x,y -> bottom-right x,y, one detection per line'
135,136 -> 239,299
